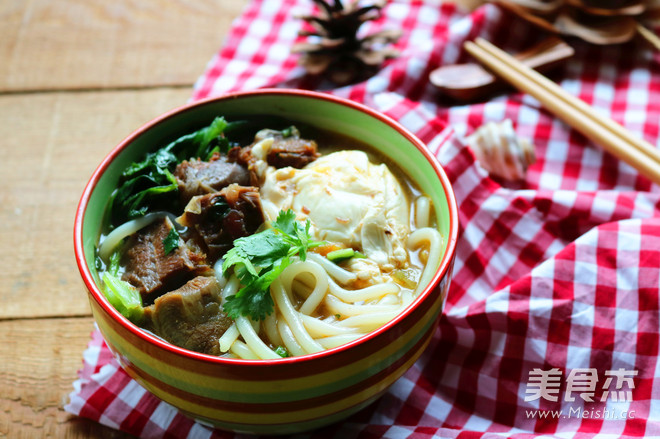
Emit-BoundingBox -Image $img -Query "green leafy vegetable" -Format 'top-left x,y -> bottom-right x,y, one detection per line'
101,251 -> 144,322
274,346 -> 290,358
326,248 -> 365,263
280,126 -> 296,138
222,210 -> 325,320
207,197 -> 231,223
110,117 -> 239,226
162,227 -> 180,255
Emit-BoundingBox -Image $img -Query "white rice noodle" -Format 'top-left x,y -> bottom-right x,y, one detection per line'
401,290 -> 414,307
263,312 -> 284,347
333,311 -> 401,332
218,323 -> 240,353
218,227 -> 443,359
220,275 -> 240,300
272,278 -> 324,354
328,278 -> 400,303
229,340 -> 259,360
415,196 -> 431,229
317,333 -> 366,350
213,259 -> 228,288
236,316 -> 280,360
299,314 -> 358,338
277,319 -> 306,357
407,227 -> 443,294
279,260 -> 328,315
324,294 -> 401,316
306,252 -> 357,284
378,294 -> 400,305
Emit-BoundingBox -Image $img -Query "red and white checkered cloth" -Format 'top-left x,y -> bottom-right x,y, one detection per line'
66,1 -> 660,437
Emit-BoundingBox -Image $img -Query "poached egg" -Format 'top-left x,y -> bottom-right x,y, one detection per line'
253,137 -> 412,279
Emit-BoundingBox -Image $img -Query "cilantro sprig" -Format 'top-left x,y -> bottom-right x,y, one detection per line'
222,210 -> 324,320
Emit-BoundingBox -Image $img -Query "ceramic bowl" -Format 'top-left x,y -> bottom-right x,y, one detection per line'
74,89 -> 458,434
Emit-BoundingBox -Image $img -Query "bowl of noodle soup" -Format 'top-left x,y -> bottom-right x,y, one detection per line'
74,89 -> 458,434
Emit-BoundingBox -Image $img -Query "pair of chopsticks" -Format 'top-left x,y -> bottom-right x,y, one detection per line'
464,37 -> 660,186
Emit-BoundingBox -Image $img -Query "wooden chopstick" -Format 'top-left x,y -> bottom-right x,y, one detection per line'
636,23 -> 660,52
464,37 -> 660,186
472,37 -> 660,167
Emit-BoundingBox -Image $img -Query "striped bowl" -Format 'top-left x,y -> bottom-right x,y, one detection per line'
74,89 -> 458,434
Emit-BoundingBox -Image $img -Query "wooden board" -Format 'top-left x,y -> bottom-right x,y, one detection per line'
0,0 -> 249,92
0,316 -> 129,438
0,88 -> 193,319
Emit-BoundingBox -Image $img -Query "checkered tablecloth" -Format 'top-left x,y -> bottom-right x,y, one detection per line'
66,1 -> 660,437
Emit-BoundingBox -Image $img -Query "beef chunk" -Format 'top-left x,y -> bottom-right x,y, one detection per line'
121,217 -> 210,302
267,136 -> 319,169
142,276 -> 232,355
174,156 -> 250,205
227,128 -> 319,184
227,145 -> 259,186
177,184 -> 264,262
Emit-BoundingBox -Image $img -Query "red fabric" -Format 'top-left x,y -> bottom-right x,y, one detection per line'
67,1 -> 660,437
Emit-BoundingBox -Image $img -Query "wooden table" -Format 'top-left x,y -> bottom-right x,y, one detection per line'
0,0 -> 480,436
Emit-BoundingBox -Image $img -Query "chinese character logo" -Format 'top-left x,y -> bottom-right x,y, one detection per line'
525,368 -> 562,402
601,368 -> 638,402
524,368 -> 637,402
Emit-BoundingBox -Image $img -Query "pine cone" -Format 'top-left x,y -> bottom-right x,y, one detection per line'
292,0 -> 402,85
493,0 -> 658,45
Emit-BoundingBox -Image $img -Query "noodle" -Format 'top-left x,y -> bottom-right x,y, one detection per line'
324,294 -> 402,316
328,279 -> 400,303
300,314 -> 358,338
306,253 -> 357,284
280,260 -> 329,315
220,216 -> 442,357
415,196 -> 431,229
218,323 -> 240,353
316,333 -> 366,349
407,228 -> 443,293
220,275 -> 240,300
229,340 -> 259,360
236,316 -> 280,360
334,311 -> 402,332
277,319 -> 306,357
272,279 -> 324,354
263,312 -> 284,347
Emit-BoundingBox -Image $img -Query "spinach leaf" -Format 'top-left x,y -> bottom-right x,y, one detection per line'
109,116 -> 238,226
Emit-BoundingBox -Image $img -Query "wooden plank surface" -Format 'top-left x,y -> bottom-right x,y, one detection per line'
0,0 -> 248,92
0,88 -> 193,320
0,0 -> 482,437
0,317 -> 129,438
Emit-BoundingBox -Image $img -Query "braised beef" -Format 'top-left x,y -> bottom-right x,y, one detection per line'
228,129 -> 319,181
267,136 -> 319,169
177,184 -> 264,262
227,146 -> 259,186
174,156 -> 250,205
142,276 -> 232,355
121,217 -> 211,302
